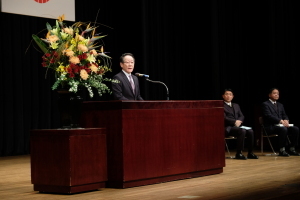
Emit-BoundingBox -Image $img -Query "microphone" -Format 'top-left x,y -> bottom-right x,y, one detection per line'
135,73 -> 169,100
135,73 -> 149,78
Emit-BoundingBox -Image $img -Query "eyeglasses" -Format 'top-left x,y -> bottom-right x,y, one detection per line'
123,61 -> 134,64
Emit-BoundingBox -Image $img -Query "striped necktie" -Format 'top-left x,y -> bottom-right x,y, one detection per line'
129,75 -> 135,94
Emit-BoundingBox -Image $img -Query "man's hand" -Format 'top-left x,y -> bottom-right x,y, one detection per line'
235,120 -> 243,127
280,119 -> 289,127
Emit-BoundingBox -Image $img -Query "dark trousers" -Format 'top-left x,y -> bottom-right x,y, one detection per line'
226,127 -> 254,153
265,126 -> 299,149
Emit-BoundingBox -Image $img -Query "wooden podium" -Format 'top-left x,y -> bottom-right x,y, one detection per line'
81,100 -> 225,188
30,128 -> 107,194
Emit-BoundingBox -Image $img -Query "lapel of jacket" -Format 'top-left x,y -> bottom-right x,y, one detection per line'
269,101 -> 278,113
232,104 -> 236,117
224,102 -> 235,117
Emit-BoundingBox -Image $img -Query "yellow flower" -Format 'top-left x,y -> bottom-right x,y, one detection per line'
56,64 -> 66,73
32,16 -> 115,98
70,38 -> 76,46
58,14 -> 65,22
68,44 -> 75,52
80,69 -> 89,80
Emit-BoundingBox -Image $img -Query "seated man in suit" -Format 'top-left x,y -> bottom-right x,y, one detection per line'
111,53 -> 144,100
223,88 -> 258,160
261,88 -> 300,156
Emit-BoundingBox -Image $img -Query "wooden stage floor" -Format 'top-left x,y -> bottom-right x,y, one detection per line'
0,150 -> 299,200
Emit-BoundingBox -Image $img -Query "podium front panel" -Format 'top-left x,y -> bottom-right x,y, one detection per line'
81,100 -> 224,188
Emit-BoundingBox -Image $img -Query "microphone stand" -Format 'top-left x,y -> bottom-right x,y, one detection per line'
145,78 -> 169,100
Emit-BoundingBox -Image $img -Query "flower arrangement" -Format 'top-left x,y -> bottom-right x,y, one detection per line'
32,15 -> 117,98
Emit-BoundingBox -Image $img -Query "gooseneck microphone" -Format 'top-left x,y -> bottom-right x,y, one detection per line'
135,73 -> 149,78
135,72 -> 169,100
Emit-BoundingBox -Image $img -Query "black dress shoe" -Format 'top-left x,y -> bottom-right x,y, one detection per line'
278,150 -> 290,157
235,153 -> 247,160
288,150 -> 300,156
247,152 -> 259,159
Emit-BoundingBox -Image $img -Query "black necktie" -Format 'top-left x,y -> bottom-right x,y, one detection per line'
274,102 -> 277,110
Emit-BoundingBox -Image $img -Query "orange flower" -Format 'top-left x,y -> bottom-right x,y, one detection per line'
47,35 -> 59,43
90,49 -> 97,56
80,69 -> 89,80
69,56 -> 80,64
77,44 -> 88,52
64,49 -> 74,57
63,27 -> 73,35
76,34 -> 85,41
90,64 -> 98,73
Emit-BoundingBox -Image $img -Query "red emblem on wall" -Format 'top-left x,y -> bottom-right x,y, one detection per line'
34,0 -> 50,3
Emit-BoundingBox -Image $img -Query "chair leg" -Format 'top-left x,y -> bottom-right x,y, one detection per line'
287,135 -> 291,145
266,136 -> 278,155
225,139 -> 235,159
261,126 -> 278,156
261,133 -> 263,155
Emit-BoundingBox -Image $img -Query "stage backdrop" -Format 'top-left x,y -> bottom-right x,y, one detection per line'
1,0 -> 300,156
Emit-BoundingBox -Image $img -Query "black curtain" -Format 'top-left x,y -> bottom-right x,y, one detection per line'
1,0 -> 299,156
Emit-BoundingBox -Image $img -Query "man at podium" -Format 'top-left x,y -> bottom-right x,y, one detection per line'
111,53 -> 144,100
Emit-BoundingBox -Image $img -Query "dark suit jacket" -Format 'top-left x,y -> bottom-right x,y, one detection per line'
261,100 -> 289,128
224,102 -> 245,134
111,71 -> 143,100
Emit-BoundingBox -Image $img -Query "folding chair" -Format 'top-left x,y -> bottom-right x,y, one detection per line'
225,136 -> 237,158
259,117 -> 278,156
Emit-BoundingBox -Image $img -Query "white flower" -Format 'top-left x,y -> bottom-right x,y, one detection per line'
50,28 -> 59,35
50,42 -> 59,49
87,54 -> 96,63
60,32 -> 69,40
